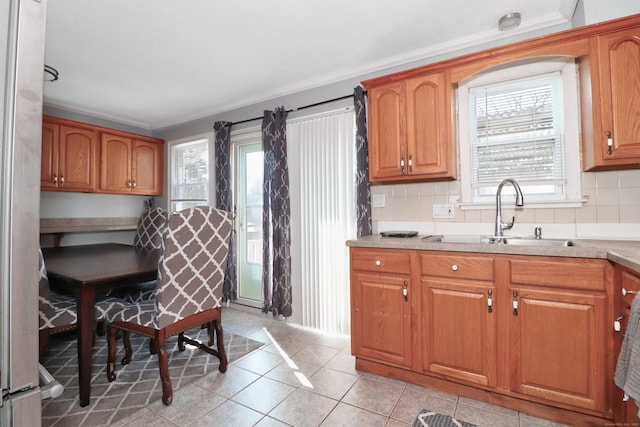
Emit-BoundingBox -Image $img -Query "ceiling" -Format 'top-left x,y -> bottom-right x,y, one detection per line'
43,0 -> 578,131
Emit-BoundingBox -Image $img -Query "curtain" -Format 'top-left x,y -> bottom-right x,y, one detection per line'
261,107 -> 292,317
214,121 -> 237,301
354,86 -> 372,237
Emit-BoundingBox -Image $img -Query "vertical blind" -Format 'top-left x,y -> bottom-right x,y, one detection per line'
287,109 -> 356,335
469,73 -> 566,199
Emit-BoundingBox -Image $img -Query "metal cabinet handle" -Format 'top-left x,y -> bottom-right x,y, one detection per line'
615,313 -> 625,337
403,281 -> 408,302
622,287 -> 636,296
60,175 -> 64,185
408,154 -> 413,173
375,259 -> 381,266
607,131 -> 613,155
487,289 -> 493,313
53,174 -> 57,184
451,264 -> 458,271
132,180 -> 137,188
512,291 -> 519,316
400,155 -> 406,174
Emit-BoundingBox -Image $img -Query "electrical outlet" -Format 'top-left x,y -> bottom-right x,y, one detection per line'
433,204 -> 455,219
372,194 -> 386,208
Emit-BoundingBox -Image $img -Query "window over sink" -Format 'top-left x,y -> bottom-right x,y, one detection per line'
457,57 -> 583,208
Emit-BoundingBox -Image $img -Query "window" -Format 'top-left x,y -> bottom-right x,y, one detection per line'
458,58 -> 582,207
168,136 -> 211,211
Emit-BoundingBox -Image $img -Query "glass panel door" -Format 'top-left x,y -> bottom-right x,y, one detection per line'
236,142 -> 263,306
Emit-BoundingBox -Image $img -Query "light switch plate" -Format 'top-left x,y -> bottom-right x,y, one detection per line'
372,194 -> 386,208
433,204 -> 455,219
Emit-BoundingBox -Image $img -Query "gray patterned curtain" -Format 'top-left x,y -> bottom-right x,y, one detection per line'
354,86 -> 372,237
261,107 -> 292,317
214,121 -> 237,301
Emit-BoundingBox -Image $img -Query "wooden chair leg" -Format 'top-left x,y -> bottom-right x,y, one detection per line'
178,332 -> 186,352
96,319 -> 106,336
207,321 -> 215,346
121,331 -> 132,365
149,338 -> 156,354
156,332 -> 173,406
214,320 -> 228,373
106,326 -> 117,382
39,329 -> 50,360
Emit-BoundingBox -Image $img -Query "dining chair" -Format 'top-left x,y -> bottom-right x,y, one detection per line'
122,207 -> 169,303
105,206 -> 233,405
38,248 -> 126,359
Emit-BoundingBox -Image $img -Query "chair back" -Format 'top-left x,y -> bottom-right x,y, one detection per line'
155,206 -> 232,329
38,249 -> 76,329
133,207 -> 168,250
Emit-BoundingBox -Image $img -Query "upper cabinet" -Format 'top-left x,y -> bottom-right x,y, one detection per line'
41,115 -> 164,196
583,26 -> 640,170
100,133 -> 163,195
365,71 -> 455,183
41,117 -> 99,192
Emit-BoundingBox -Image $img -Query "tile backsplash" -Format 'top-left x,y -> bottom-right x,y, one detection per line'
371,169 -> 640,240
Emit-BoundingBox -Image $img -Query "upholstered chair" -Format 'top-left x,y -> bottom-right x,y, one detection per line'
38,248 -> 126,359
105,206 -> 233,405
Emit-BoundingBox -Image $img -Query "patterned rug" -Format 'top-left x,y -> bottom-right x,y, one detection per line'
41,327 -> 263,426
413,409 -> 479,427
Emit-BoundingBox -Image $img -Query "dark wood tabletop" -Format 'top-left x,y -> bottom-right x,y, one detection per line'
42,243 -> 160,407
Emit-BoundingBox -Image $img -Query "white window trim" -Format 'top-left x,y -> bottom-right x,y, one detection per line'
458,57 -> 585,210
166,131 -> 215,210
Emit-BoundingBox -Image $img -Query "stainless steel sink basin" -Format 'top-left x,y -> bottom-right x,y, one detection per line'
423,235 -> 574,247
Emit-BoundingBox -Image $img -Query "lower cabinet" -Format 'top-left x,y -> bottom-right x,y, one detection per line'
350,248 -> 412,368
350,247 -> 613,424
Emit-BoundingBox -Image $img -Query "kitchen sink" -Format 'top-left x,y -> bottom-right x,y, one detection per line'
423,235 -> 574,247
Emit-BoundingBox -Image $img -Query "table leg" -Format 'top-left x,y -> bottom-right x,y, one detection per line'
77,288 -> 96,407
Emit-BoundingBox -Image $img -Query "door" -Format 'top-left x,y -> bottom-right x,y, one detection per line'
235,142 -> 263,307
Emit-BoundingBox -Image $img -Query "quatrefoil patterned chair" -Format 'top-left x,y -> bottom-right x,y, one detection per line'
105,206 -> 233,405
38,248 -> 125,359
123,207 -> 169,303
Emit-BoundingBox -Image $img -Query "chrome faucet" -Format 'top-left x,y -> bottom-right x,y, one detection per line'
494,178 -> 524,238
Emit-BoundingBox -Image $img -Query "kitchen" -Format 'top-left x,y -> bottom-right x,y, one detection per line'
2,0 -> 640,426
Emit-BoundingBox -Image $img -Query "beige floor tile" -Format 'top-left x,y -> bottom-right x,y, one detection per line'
342,376 -> 405,417
264,359 -> 322,388
454,401 -> 519,427
231,376 -> 296,414
187,400 -> 263,427
304,367 -> 359,400
391,388 -> 457,424
518,412 -> 573,426
324,351 -> 361,376
145,384 -> 226,427
254,415 -> 293,426
119,409 -> 178,427
457,396 -> 518,418
195,365 -> 260,398
320,402 -> 388,426
268,388 -> 338,427
233,348 -> 285,375
292,344 -> 340,366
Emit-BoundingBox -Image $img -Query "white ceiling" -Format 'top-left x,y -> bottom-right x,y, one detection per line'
43,0 -> 578,130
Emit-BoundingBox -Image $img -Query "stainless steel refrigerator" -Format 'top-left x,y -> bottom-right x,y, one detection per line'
1,0 -> 48,425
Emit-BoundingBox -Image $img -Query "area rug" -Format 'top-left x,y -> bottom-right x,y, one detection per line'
41,327 -> 263,426
413,409 -> 479,427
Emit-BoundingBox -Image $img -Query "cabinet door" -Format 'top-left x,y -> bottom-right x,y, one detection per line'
367,81 -> 406,181
406,72 -> 454,179
41,122 -> 59,190
351,271 -> 412,367
58,125 -> 98,191
597,28 -> 640,164
131,139 -> 162,195
420,279 -> 496,386
100,133 -> 132,193
509,286 -> 606,411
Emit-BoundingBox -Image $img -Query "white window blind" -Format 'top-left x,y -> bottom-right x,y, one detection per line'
470,75 -> 565,199
459,58 -> 582,207
169,138 -> 209,211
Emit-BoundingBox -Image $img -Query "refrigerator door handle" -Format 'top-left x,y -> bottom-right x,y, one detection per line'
38,364 -> 63,400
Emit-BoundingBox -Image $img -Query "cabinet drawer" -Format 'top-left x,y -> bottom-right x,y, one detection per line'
350,248 -> 411,274
510,258 -> 606,291
420,253 -> 494,281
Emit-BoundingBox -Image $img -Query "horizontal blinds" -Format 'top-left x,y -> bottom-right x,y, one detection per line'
171,139 -> 209,201
470,74 -> 565,191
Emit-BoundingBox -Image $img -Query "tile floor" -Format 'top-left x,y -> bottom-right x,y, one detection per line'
113,306 -> 570,427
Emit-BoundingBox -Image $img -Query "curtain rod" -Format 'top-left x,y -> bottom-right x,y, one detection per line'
231,92 -> 363,126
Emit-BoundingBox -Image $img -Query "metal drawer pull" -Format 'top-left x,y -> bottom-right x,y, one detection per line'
403,281 -> 408,302
408,154 -> 413,172
375,259 -> 381,266
512,291 -> 518,316
615,313 -> 626,337
487,289 -> 493,313
622,288 -> 636,296
451,264 -> 458,271
400,155 -> 406,174
607,131 -> 613,155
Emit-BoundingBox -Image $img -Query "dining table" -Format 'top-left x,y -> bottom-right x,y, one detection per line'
42,243 -> 161,407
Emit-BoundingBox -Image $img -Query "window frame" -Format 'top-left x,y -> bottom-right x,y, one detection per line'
166,132 -> 214,211
457,57 -> 584,209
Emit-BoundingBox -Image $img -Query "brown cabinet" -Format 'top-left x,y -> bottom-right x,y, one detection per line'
350,248 -> 412,368
584,26 -> 640,170
100,133 -> 163,195
41,117 -> 99,192
364,71 -> 455,183
418,252 -> 496,387
508,257 -> 608,411
613,265 -> 640,424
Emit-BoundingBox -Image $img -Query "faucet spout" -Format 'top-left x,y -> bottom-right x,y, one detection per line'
495,178 -> 524,238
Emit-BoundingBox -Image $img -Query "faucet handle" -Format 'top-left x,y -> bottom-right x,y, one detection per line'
502,216 -> 515,231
